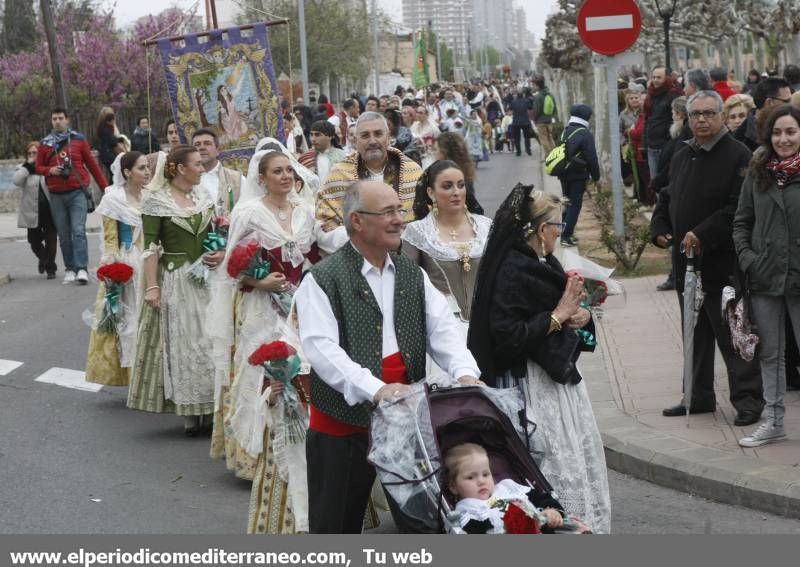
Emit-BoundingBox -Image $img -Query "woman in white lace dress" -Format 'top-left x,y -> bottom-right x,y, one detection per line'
467,185 -> 611,533
208,149 -> 320,532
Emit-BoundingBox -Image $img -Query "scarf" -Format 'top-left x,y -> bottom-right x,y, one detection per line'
643,77 -> 679,116
41,129 -> 78,148
766,153 -> 800,187
134,127 -> 151,137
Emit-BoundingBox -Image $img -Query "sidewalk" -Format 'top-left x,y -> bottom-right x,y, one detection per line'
534,164 -> 800,518
0,211 -> 101,284
585,277 -> 800,518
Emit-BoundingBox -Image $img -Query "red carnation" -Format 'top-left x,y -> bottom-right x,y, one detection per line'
213,216 -> 230,230
248,341 -> 297,366
96,262 -> 134,284
503,502 -> 541,534
227,240 -> 261,278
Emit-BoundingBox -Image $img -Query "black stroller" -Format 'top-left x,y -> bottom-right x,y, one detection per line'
368,382 -> 576,533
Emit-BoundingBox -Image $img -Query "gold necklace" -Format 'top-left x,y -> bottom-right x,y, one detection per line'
437,213 -> 475,272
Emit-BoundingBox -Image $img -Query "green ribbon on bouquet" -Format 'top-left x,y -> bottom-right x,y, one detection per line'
97,282 -> 123,334
202,232 -> 226,252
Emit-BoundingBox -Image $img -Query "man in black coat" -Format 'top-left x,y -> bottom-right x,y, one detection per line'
644,65 -> 683,179
510,90 -> 535,157
650,90 -> 763,426
558,104 -> 600,248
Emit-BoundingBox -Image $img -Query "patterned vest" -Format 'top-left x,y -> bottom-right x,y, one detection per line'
309,243 -> 427,427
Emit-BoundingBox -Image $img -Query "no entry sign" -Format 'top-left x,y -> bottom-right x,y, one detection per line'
577,0 -> 642,56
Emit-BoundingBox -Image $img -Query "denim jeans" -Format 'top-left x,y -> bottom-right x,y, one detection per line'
48,188 -> 88,272
647,147 -> 662,180
750,295 -> 800,426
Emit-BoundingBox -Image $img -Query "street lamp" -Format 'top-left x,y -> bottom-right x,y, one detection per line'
654,0 -> 679,71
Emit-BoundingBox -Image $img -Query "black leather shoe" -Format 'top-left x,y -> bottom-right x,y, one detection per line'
662,403 -> 715,417
656,277 -> 675,291
37,258 -> 45,274
734,410 -> 761,426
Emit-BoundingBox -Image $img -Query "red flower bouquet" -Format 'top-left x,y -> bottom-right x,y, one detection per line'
96,262 -> 134,284
248,340 -> 306,443
227,238 -> 271,292
503,502 -> 541,534
95,262 -> 134,334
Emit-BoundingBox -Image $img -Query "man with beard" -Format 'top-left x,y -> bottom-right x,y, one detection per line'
299,120 -> 347,182
650,90 -> 763,426
315,112 -> 422,254
643,65 -> 683,178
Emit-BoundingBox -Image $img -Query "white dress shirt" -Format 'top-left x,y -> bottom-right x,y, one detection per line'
199,162 -> 246,207
317,150 -> 332,185
295,246 -> 480,406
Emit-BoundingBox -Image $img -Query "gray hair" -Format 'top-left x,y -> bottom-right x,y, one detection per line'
342,181 -> 365,236
684,68 -> 711,91
355,111 -> 389,133
687,90 -> 724,113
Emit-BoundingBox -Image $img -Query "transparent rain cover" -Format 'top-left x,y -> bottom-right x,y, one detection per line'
367,381 -> 530,531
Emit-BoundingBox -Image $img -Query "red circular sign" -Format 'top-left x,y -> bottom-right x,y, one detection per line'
577,0 -> 642,56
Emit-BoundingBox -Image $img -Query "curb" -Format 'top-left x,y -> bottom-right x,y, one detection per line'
0,226 -> 100,244
583,325 -> 800,520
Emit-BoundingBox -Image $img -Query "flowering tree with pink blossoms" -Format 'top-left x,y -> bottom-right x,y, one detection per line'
0,5 -> 198,158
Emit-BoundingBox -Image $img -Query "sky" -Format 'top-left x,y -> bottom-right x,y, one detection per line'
109,0 -> 556,42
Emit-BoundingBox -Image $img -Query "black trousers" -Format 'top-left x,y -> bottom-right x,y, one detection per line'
307,429 -> 435,534
511,124 -> 534,155
677,288 -> 764,413
307,430 -> 374,533
27,190 -> 58,274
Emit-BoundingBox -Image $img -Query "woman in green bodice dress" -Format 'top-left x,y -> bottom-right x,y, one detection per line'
128,145 -> 223,435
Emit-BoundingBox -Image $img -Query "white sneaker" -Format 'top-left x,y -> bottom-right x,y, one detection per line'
63,270 -> 76,284
738,422 -> 786,447
76,269 -> 89,285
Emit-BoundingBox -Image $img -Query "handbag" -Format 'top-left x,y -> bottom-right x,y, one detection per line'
532,328 -> 582,385
722,267 -> 759,361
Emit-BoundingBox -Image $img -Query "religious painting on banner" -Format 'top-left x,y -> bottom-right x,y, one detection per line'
157,23 -> 284,173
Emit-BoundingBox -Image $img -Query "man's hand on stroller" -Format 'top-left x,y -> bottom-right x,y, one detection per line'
373,383 -> 411,404
457,375 -> 485,386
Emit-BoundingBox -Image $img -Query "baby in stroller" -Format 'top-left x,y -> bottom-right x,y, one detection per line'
446,443 -> 589,534
368,382 -> 593,534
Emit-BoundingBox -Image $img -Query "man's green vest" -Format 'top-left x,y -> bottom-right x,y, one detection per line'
309,243 -> 427,427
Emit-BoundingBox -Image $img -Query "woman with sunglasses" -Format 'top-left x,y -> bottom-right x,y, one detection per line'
468,185 -> 610,533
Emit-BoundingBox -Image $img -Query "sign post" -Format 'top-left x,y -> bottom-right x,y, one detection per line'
577,0 -> 642,240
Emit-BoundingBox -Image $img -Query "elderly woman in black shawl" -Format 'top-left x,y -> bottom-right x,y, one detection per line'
467,184 -> 611,533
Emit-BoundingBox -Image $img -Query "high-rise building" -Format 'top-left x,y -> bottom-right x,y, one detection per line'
401,0 -> 474,61
472,0 -> 514,53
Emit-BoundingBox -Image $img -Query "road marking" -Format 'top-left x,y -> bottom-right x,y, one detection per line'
585,15 -> 634,31
0,359 -> 23,376
35,367 -> 102,392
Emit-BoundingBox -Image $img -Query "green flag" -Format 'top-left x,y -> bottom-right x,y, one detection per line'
412,30 -> 430,89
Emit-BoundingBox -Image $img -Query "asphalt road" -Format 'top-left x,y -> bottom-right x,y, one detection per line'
1,149 -> 799,533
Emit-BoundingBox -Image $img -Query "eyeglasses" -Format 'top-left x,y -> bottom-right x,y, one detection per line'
768,96 -> 791,104
546,221 -> 567,231
356,207 -> 408,219
688,110 -> 720,120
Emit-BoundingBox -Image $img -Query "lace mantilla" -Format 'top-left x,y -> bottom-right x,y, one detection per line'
402,213 -> 492,261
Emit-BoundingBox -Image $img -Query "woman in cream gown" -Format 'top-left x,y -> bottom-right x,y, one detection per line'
85,152 -> 148,385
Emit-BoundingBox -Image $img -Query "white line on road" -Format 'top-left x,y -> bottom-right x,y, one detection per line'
35,367 -> 102,392
0,359 -> 23,376
585,15 -> 634,31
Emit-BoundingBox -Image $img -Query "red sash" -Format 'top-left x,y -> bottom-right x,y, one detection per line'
310,352 -> 408,436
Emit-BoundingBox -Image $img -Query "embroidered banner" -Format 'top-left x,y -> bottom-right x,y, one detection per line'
158,23 -> 284,173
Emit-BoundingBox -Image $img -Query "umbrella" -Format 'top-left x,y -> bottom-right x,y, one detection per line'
682,248 -> 705,425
